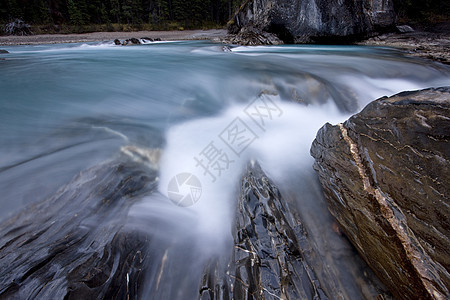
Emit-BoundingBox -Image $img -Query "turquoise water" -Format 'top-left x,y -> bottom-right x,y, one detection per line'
0,41 -> 449,298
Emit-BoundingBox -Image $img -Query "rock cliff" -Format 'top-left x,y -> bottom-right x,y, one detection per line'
311,87 -> 450,299
229,0 -> 396,43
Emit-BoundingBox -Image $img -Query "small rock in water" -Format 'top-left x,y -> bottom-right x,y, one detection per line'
113,39 -> 121,45
0,49 -> 8,54
141,37 -> 153,42
3,19 -> 32,36
200,162 -> 326,299
221,45 -> 232,52
0,154 -> 160,299
122,38 -> 141,46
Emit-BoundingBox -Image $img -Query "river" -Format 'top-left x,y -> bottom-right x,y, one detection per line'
0,40 -> 449,299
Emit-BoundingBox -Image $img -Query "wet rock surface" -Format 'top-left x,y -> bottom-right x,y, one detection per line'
311,87 -> 450,299
0,154 -> 159,299
228,0 -> 396,44
223,26 -> 282,46
199,162 -> 392,299
115,37 -> 162,46
0,155 -> 394,299
200,161 -> 327,299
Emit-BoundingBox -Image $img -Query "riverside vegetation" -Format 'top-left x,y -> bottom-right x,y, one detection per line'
0,0 -> 448,35
0,0 -> 243,34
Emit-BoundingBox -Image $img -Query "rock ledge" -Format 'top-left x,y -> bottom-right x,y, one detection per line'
311,87 -> 450,300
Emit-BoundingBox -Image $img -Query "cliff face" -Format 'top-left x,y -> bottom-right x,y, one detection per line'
310,87 -> 450,299
230,0 -> 396,42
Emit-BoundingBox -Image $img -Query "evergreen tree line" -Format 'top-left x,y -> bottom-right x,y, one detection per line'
1,1 -> 448,29
394,0 -> 449,21
0,0 -> 245,27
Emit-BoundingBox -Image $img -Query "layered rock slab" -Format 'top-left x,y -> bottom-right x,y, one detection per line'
0,153 -> 160,299
311,87 -> 450,299
200,161 -> 327,299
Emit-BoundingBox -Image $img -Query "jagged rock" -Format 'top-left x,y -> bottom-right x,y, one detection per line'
224,26 -> 283,45
228,0 -> 396,43
122,38 -> 141,46
3,19 -> 32,36
200,162 -> 327,299
359,29 -> 450,64
0,153 -> 159,299
200,161 -> 393,299
222,45 -> 232,52
310,87 -> 450,300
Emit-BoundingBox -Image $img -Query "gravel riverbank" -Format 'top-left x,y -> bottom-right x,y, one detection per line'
0,29 -> 227,46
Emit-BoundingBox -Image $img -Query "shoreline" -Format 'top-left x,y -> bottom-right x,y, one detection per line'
0,29 -> 227,46
359,30 -> 450,65
1,28 -> 448,65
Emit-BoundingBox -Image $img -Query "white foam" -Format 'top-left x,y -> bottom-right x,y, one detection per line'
152,95 -> 347,254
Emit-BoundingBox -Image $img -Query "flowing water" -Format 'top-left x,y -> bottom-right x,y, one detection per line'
0,41 -> 449,298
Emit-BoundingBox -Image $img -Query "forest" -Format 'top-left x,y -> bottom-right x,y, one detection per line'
0,0 -> 448,33
0,0 -> 244,31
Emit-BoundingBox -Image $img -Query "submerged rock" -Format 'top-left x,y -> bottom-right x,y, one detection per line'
310,87 -> 450,299
228,0 -> 396,44
0,50 -> 8,54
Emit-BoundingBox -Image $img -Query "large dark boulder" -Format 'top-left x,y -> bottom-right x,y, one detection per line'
310,87 -> 450,299
0,151 -> 160,299
229,0 -> 396,43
